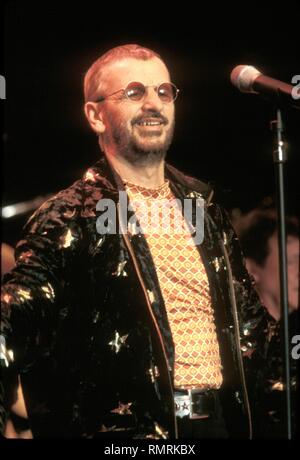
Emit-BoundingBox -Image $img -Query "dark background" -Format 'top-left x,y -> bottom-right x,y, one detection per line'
2,1 -> 300,246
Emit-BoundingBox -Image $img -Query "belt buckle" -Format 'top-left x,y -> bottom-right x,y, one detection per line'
174,389 -> 211,420
174,393 -> 192,419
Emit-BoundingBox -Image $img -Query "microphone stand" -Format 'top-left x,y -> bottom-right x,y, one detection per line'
270,107 -> 292,439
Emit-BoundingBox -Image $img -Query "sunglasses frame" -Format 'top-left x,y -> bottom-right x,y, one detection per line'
95,81 -> 179,104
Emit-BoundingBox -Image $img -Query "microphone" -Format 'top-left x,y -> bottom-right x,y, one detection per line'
230,65 -> 300,110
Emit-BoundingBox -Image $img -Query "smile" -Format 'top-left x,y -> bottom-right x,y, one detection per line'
136,121 -> 164,126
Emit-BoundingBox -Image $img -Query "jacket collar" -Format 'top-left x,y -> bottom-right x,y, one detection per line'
164,163 -> 214,203
83,154 -> 214,203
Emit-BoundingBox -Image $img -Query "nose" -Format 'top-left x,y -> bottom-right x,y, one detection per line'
141,87 -> 164,112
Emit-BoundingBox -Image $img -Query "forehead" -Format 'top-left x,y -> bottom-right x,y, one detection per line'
101,57 -> 171,90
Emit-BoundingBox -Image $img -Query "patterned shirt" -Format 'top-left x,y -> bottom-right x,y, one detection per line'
125,180 -> 223,389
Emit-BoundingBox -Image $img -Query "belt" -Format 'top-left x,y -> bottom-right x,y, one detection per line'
174,388 -> 218,420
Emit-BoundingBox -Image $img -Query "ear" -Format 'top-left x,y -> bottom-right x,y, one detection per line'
84,102 -> 106,135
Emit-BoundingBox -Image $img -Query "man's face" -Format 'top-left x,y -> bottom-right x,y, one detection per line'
97,57 -> 175,165
252,233 -> 299,316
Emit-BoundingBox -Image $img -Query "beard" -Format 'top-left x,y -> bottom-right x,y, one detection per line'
103,111 -> 175,167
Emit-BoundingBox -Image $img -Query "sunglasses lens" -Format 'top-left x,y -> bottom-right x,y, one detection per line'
125,82 -> 145,101
124,82 -> 178,102
158,83 -> 178,102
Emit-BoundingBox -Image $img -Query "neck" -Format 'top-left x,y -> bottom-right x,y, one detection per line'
105,150 -> 165,188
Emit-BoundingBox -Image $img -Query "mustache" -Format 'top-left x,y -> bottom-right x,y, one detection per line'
131,112 -> 168,126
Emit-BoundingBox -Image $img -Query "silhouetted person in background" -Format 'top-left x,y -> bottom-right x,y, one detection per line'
1,243 -> 32,438
232,209 -> 299,437
1,244 -> 15,276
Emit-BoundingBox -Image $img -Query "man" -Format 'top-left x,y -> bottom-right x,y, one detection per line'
236,214 -> 299,321
233,211 -> 299,437
1,44 -> 270,439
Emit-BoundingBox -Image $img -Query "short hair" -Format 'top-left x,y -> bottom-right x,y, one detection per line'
239,216 -> 299,266
84,44 -> 162,103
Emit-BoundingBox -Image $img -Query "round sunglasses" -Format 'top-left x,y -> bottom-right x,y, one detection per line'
95,81 -> 179,104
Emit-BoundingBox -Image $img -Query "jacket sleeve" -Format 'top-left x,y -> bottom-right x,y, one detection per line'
0,186 -> 83,433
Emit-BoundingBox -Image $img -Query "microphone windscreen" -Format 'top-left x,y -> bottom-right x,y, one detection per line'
230,65 -> 261,92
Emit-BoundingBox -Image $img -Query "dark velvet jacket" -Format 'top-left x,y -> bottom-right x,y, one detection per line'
1,157 -> 270,438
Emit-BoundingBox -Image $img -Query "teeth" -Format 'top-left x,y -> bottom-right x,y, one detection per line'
137,121 -> 162,126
